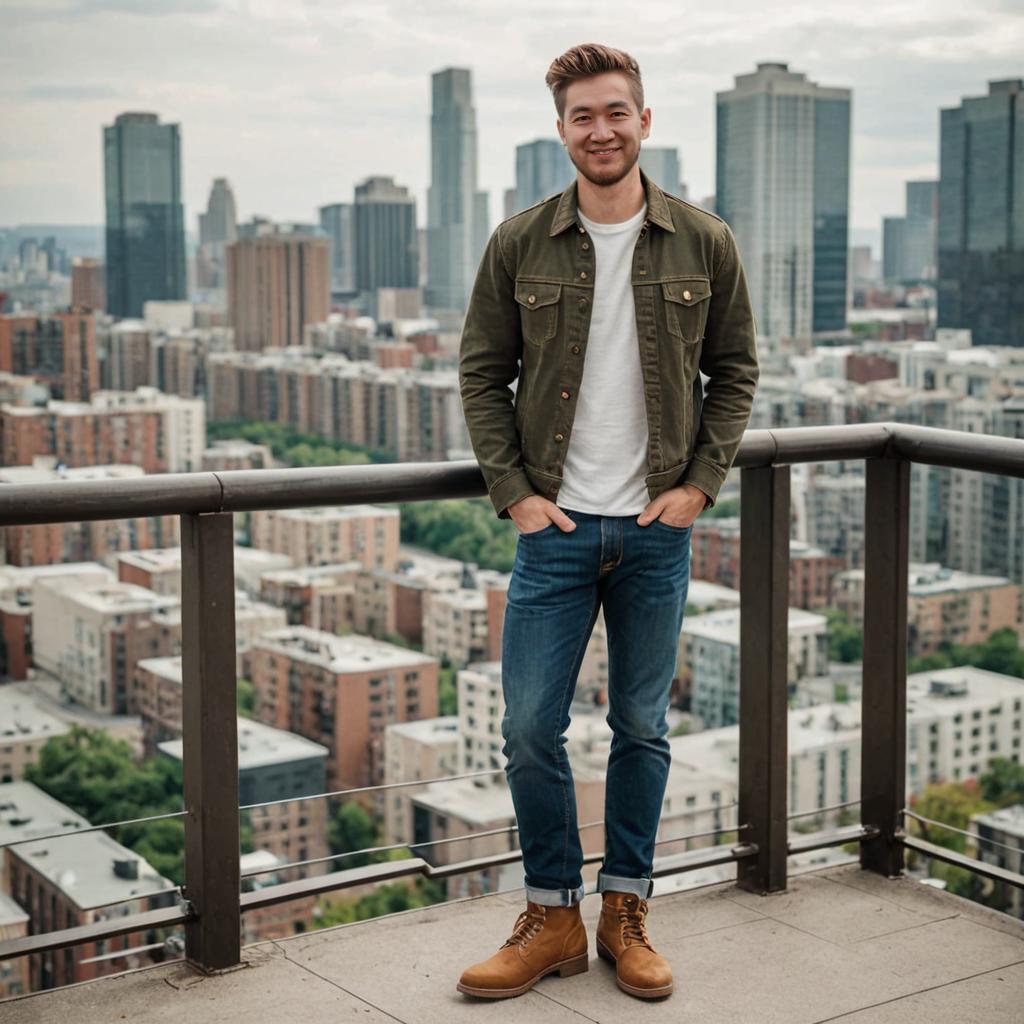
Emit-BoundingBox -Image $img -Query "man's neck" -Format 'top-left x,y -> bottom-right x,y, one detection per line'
575,166 -> 646,225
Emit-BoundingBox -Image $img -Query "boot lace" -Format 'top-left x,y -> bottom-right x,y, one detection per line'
501,905 -> 547,949
618,896 -> 652,949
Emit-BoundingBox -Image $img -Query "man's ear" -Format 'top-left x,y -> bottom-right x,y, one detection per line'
556,119 -> 565,145
640,106 -> 652,141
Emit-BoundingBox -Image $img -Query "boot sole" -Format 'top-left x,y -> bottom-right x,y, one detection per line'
596,937 -> 674,999
456,950 -> 589,999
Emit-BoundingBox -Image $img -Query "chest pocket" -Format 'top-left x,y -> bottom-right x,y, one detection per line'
662,278 -> 712,344
515,280 -> 561,346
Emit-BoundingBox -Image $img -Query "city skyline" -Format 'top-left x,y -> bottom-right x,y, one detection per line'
2,1 -> 1022,252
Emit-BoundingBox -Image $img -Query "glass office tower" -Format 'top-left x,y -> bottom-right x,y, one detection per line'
103,112 -> 186,318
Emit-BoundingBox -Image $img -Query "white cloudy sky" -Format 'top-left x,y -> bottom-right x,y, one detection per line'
1,0 -> 1021,252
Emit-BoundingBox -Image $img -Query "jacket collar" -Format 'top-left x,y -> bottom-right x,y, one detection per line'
548,166 -> 675,237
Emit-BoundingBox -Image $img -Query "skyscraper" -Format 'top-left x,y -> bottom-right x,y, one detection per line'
938,79 -> 1024,348
716,62 -> 851,340
318,203 -> 355,293
639,146 -> 681,196
514,139 -> 573,213
103,112 -> 186,318
197,177 -> 237,290
226,227 -> 329,351
426,68 -> 482,313
883,181 -> 937,284
353,176 -> 418,293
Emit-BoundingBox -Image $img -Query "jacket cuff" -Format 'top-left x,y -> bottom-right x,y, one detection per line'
489,469 -> 537,520
681,457 -> 725,509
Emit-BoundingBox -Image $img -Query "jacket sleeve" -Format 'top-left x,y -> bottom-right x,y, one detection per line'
459,225 -> 537,519
681,219 -> 760,507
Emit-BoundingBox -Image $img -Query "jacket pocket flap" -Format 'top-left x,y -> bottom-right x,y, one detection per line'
515,281 -> 562,309
662,279 -> 712,306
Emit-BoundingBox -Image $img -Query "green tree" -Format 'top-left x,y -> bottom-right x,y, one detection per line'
328,802 -> 382,869
825,609 -> 863,663
26,727 -> 188,884
237,677 -> 255,718
979,757 -> 1024,807
438,665 -> 458,717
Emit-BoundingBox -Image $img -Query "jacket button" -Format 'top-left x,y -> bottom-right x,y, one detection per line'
554,433 -> 564,442
683,289 -> 692,301
571,345 -> 580,354
527,294 -> 536,304
577,225 -> 585,234
579,271 -> 587,280
560,390 -> 570,399
581,242 -> 590,251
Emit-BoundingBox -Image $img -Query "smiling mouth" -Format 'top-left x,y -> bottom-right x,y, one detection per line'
589,147 -> 619,156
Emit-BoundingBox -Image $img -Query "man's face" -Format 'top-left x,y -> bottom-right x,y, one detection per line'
557,71 -> 651,188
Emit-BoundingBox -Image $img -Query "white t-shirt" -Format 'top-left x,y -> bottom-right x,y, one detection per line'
557,202 -> 650,516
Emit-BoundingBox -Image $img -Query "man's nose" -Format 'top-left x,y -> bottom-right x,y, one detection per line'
590,120 -> 615,141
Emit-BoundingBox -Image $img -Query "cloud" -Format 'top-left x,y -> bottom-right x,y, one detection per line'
0,0 -> 1020,245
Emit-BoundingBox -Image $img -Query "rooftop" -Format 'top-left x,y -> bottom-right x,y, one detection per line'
158,716 -> 329,771
9,829 -> 174,910
0,781 -> 89,850
254,625 -> 437,672
6,862 -> 1023,1022
681,606 -> 828,643
0,691 -> 71,745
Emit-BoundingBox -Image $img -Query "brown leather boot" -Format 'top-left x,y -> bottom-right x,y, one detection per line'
595,890 -> 673,999
456,901 -> 589,999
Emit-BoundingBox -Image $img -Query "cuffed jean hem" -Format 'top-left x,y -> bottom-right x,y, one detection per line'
596,870 -> 655,899
525,883 -> 586,907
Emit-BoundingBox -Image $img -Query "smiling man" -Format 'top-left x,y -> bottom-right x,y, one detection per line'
457,43 -> 759,1002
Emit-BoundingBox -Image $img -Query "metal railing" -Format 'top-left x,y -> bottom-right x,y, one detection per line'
1,422 -> 1023,975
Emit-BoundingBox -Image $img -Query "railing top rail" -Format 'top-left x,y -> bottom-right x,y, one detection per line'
0,423 -> 1021,527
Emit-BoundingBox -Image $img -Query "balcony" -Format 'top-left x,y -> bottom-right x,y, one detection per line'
5,860 -> 1024,1021
1,423 -> 1024,1016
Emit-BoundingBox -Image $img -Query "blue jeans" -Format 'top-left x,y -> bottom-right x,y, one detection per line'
500,506 -> 692,907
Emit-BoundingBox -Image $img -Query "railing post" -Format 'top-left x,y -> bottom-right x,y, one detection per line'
181,511 -> 241,969
860,456 -> 910,876
738,465 -> 790,893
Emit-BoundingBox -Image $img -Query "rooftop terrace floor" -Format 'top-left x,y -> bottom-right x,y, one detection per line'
7,862 -> 1024,1023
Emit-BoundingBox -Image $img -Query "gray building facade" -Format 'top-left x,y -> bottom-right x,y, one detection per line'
353,176 -> 418,293
103,112 -> 186,318
426,68 -> 482,313
938,79 -> 1024,347
318,202 -> 355,294
514,139 -> 573,214
717,62 -> 851,340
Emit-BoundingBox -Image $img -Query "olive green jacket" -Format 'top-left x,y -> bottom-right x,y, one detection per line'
458,169 -> 759,519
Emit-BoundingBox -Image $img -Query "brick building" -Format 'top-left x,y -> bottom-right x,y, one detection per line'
249,627 -> 439,799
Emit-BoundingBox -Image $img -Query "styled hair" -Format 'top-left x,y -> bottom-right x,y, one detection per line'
545,43 -> 644,121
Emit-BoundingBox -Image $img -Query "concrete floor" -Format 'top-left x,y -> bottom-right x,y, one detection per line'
5,863 -> 1024,1023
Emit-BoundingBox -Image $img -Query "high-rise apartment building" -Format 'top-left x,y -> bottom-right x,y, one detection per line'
514,139 -> 573,214
226,228 -> 330,351
639,146 -> 681,196
318,202 -> 355,293
103,112 -> 186,318
353,176 -> 418,294
70,258 -> 105,311
938,79 -> 1024,347
426,68 -> 483,312
883,180 -> 937,284
0,312 -> 97,401
717,62 -> 851,340
196,177 -> 237,289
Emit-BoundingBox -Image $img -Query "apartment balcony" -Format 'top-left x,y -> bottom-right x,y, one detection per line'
5,861 -> 1024,1022
2,423 -> 1024,1020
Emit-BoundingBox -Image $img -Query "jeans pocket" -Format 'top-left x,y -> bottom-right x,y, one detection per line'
652,516 -> 693,533
519,521 -> 558,538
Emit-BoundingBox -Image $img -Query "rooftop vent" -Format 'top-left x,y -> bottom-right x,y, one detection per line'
929,677 -> 969,698
112,857 -> 139,880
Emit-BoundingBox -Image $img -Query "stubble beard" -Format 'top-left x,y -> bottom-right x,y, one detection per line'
568,142 -> 641,189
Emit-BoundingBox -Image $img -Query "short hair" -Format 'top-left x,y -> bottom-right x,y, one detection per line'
545,43 -> 644,121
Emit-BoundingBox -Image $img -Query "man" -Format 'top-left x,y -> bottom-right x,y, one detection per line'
456,42 -> 758,1001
